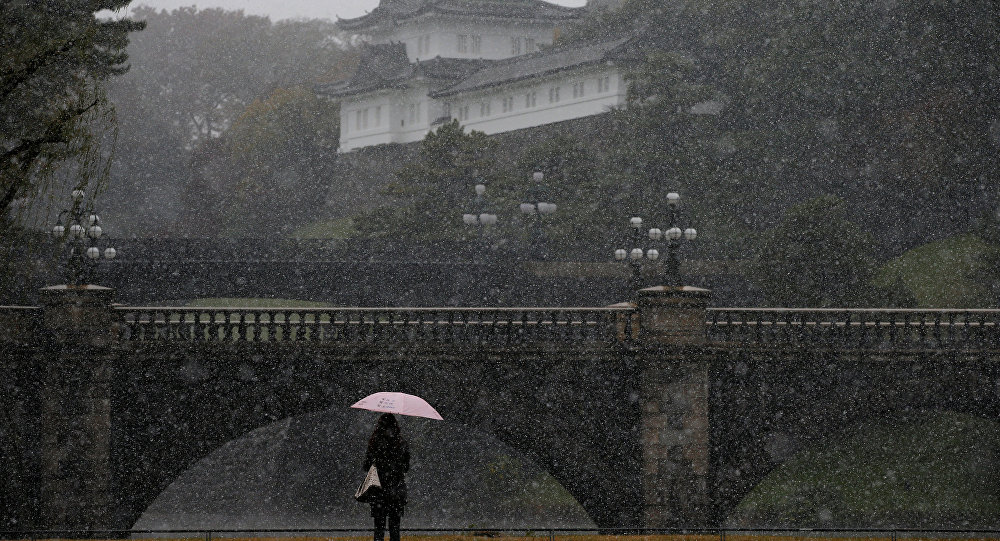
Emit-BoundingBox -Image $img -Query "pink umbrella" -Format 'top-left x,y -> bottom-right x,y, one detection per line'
351,391 -> 444,420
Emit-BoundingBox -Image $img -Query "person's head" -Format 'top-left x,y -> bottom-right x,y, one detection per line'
372,413 -> 400,441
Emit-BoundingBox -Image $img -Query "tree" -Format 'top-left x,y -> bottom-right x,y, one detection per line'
355,120 -> 500,243
100,7 -> 353,235
564,0 -> 1000,258
511,133 -> 609,257
752,195 -> 879,307
715,0 -> 1000,250
0,0 -> 144,229
183,86 -> 342,237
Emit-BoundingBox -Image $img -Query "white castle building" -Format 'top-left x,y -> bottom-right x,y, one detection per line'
320,0 -> 631,153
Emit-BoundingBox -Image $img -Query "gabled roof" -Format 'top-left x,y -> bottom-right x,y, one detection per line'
316,42 -> 492,98
338,0 -> 581,32
431,36 -> 635,97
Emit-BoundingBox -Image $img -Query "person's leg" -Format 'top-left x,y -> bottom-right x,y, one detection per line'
373,509 -> 387,541
388,510 -> 401,541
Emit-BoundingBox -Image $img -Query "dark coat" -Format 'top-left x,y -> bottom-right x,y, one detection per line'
364,436 -> 410,515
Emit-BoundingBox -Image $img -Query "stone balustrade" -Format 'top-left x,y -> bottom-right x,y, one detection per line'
5,304 -> 1000,350
707,307 -> 1000,350
115,306 -> 635,346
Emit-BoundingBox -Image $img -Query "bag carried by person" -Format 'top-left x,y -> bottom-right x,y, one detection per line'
355,465 -> 383,503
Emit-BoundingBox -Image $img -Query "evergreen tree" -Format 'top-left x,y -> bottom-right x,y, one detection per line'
355,120 -> 499,243
202,86 -> 342,237
0,0 -> 144,228
512,133 -> 607,258
752,195 -> 879,307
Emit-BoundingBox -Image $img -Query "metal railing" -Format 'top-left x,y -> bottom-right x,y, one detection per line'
2,527 -> 999,540
706,308 -> 1000,350
115,307 -> 638,346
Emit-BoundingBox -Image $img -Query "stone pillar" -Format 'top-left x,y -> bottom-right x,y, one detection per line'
637,286 -> 713,527
38,285 -> 117,531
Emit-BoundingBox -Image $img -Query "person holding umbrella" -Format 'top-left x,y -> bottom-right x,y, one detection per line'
364,413 -> 410,541
353,392 -> 443,541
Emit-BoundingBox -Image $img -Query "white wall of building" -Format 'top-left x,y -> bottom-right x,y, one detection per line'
339,92 -> 395,151
339,86 -> 442,152
373,18 -> 558,61
447,67 -> 625,135
339,68 -> 624,152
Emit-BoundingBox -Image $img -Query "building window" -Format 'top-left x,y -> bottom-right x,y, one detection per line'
511,37 -> 521,55
526,37 -> 536,53
408,103 -> 416,125
502,96 -> 514,113
572,81 -> 585,98
548,86 -> 560,103
471,35 -> 482,54
362,108 -> 369,129
355,110 -> 362,130
456,105 -> 469,121
597,76 -> 610,93
480,100 -> 491,116
457,34 -> 468,53
525,91 -> 536,108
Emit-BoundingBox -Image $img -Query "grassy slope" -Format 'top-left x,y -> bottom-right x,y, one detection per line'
875,234 -> 996,308
733,411 -> 1000,527
291,217 -> 356,239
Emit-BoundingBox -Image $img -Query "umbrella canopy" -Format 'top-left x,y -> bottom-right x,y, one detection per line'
351,391 -> 444,420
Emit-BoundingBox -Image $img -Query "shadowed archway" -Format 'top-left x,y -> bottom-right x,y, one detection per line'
135,407 -> 598,529
112,344 -> 643,530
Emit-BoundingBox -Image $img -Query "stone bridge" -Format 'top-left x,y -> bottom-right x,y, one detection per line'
2,285 -> 1000,533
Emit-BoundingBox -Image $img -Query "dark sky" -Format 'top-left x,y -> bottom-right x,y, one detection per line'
129,0 -> 586,22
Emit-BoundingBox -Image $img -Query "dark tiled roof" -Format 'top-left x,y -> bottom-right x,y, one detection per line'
315,42 -> 410,97
316,43 -> 492,98
427,0 -> 580,19
416,56 -> 495,80
338,0 -> 581,31
431,36 -> 633,97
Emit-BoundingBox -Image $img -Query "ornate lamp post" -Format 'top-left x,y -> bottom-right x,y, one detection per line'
462,182 -> 498,241
462,182 -> 498,232
519,171 -> 557,259
646,191 -> 697,286
614,216 -> 660,291
51,189 -> 117,285
614,192 -> 698,290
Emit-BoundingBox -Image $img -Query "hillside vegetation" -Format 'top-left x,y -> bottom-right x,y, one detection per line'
732,412 -> 1000,528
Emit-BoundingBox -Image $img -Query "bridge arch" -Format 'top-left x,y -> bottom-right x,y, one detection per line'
708,351 -> 1000,524
112,342 -> 643,530
133,407 -> 597,529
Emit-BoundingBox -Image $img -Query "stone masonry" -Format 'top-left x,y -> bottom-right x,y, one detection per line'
38,286 -> 117,530
637,286 -> 713,527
